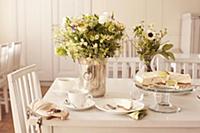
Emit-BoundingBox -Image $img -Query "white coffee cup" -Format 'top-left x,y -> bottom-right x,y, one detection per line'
66,89 -> 92,108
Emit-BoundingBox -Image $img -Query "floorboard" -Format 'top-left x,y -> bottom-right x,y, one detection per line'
0,86 -> 49,133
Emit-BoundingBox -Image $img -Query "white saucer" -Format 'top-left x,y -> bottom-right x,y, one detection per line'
64,99 -> 95,111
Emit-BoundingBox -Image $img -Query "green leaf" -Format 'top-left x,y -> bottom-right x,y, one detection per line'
160,52 -> 169,60
167,52 -> 175,60
162,44 -> 173,51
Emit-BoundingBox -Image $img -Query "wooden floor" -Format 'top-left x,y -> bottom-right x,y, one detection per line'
0,86 -> 49,133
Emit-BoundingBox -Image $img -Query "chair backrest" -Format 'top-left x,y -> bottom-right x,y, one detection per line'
13,41 -> 22,71
157,54 -> 200,79
0,43 -> 9,77
7,42 -> 15,73
120,37 -> 136,58
7,64 -> 42,133
0,41 -> 22,76
107,57 -> 142,78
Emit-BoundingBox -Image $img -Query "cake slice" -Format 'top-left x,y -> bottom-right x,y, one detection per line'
168,72 -> 191,88
135,71 -> 192,89
135,71 -> 169,86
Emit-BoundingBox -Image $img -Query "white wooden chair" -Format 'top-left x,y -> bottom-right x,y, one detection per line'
0,43 -> 9,118
107,57 -> 142,78
0,42 -> 22,117
7,64 -> 42,133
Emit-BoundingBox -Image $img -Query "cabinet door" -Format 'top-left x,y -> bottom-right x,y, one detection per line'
52,0 -> 92,79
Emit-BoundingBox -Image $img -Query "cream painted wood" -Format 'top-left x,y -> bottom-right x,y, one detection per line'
157,54 -> 200,79
181,13 -> 200,54
6,41 -> 22,73
0,43 -> 9,119
16,0 -> 53,81
107,57 -> 141,78
0,43 -> 9,113
92,0 -> 200,50
7,64 -> 42,133
27,78 -> 200,133
0,42 -> 22,115
0,44 -> 9,76
120,36 -> 136,58
13,41 -> 22,71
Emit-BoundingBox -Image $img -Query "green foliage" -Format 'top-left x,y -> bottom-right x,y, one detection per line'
54,13 -> 125,61
133,22 -> 175,65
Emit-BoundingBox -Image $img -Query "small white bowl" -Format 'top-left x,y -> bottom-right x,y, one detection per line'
57,78 -> 76,91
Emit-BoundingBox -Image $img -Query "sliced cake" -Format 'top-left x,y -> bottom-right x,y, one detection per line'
135,71 -> 169,86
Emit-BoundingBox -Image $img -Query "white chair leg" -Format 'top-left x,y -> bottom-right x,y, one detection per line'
3,86 -> 9,113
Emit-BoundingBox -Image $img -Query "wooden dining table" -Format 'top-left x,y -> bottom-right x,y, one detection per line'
29,78 -> 200,133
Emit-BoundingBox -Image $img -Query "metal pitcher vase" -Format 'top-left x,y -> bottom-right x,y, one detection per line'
78,59 -> 106,97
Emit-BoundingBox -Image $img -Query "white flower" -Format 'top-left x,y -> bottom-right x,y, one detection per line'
83,42 -> 88,46
94,43 -> 98,48
99,12 -> 111,24
81,39 -> 84,42
146,30 -> 156,40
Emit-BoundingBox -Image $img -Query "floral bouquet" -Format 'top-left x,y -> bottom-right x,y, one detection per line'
133,22 -> 175,71
54,12 -> 125,62
54,12 -> 125,97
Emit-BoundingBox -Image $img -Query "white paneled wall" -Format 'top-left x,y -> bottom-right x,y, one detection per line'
0,0 -> 16,43
0,0 -> 200,80
92,0 -> 200,50
52,0 -> 92,79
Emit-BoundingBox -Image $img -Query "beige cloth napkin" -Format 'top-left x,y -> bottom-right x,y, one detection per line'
28,99 -> 69,120
128,109 -> 147,120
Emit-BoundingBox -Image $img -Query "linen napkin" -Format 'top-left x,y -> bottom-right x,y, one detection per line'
28,99 -> 69,120
128,109 -> 147,120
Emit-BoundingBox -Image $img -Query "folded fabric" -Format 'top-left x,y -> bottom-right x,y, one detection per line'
28,99 -> 69,120
128,109 -> 147,120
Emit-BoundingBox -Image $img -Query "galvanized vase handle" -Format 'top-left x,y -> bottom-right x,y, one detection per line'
83,66 -> 94,81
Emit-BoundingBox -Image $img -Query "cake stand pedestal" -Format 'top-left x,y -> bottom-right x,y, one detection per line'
136,84 -> 194,113
149,93 -> 181,113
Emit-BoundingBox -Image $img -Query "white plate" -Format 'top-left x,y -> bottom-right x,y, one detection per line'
64,99 -> 95,111
95,98 -> 144,114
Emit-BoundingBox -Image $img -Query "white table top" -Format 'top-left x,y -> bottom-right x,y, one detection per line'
41,78 -> 200,128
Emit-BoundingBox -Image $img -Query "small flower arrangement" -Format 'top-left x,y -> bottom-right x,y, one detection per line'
54,12 -> 125,62
133,22 -> 175,71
